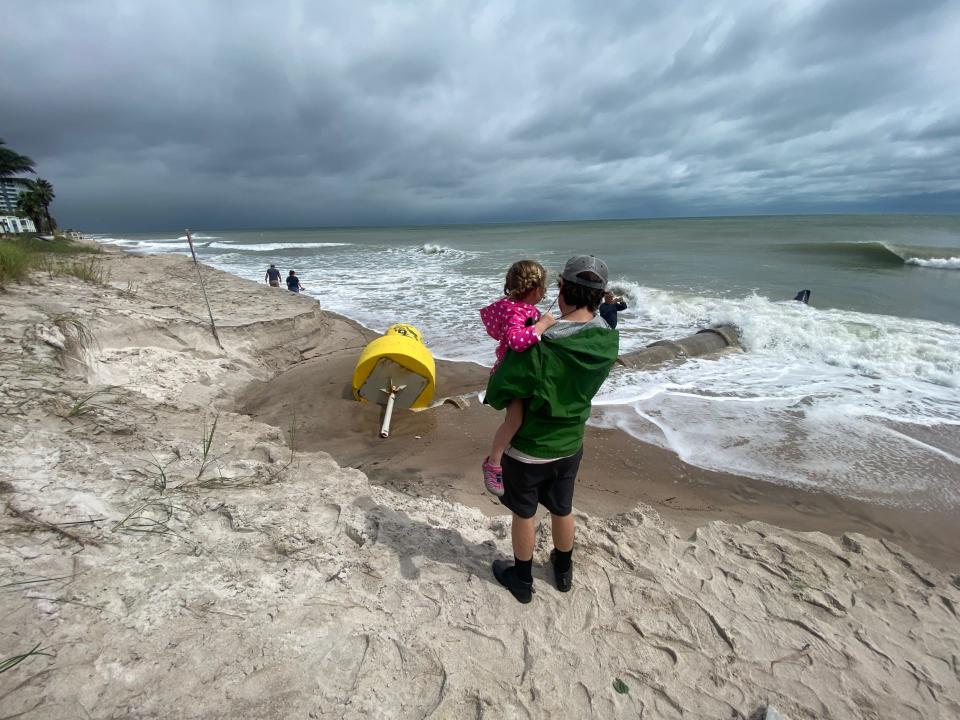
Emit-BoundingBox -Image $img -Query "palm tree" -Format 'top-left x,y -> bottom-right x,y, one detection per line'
28,178 -> 56,232
15,191 -> 44,232
0,139 -> 35,178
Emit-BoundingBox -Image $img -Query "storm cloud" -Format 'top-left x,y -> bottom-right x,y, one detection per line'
2,0 -> 958,231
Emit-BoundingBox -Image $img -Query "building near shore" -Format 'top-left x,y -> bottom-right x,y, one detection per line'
0,177 -> 31,214
0,178 -> 38,233
0,214 -> 36,233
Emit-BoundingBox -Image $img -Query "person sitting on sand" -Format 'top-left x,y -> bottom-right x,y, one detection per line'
265,264 -> 282,287
479,260 -> 556,497
483,255 -> 619,603
286,270 -> 304,293
598,290 -> 627,328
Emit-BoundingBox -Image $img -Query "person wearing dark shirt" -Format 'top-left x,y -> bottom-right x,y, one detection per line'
286,270 -> 304,293
265,264 -> 282,287
598,291 -> 627,328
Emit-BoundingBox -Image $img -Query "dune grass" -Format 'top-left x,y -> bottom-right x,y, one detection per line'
0,242 -> 32,284
0,642 -> 52,674
60,256 -> 111,285
52,312 -> 95,354
0,233 -> 103,288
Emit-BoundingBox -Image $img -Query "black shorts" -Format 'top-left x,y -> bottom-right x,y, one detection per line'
500,448 -> 583,519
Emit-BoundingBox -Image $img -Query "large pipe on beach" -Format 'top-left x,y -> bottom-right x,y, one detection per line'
617,325 -> 740,369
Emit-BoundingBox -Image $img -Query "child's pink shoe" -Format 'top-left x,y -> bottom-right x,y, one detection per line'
482,457 -> 504,497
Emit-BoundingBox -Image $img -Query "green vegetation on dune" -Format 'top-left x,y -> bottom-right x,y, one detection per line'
0,234 -> 103,289
0,242 -> 32,284
1,233 -> 98,256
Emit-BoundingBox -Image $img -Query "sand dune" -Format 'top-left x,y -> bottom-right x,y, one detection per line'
1,248 -> 958,719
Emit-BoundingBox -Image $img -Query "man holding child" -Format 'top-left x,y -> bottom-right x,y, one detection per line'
484,255 -> 619,603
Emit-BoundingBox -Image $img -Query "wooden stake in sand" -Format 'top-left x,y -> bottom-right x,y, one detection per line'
184,229 -> 224,350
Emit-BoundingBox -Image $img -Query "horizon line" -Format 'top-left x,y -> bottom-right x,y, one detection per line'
92,209 -> 960,235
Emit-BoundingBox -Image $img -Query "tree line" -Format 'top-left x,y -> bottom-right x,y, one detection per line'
0,139 -> 56,233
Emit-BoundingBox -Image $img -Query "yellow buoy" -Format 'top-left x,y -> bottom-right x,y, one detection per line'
352,324 -> 436,436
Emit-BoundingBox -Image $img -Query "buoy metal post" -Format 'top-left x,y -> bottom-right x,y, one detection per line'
379,381 -> 407,438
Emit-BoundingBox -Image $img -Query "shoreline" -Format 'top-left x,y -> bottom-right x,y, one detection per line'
2,244 -> 958,718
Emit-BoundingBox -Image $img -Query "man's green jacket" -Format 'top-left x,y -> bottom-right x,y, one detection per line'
484,323 -> 619,458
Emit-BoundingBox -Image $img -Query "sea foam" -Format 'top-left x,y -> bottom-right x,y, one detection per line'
206,242 -> 351,252
906,256 -> 960,270
595,287 -> 960,507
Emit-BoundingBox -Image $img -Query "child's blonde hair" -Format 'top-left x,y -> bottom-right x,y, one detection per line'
504,259 -> 548,301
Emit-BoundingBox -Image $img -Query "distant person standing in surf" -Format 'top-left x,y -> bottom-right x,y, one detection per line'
286,270 -> 304,293
265,264 -> 282,287
598,290 -> 627,328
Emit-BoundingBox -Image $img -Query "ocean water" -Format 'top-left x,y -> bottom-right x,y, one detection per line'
94,215 -> 960,510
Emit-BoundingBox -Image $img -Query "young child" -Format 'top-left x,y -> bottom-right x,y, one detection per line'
479,260 -> 556,496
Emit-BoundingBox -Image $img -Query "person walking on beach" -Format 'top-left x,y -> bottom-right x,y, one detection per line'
598,290 -> 627,328
484,256 -> 619,603
286,270 -> 304,293
479,260 -> 557,496
265,264 -> 282,287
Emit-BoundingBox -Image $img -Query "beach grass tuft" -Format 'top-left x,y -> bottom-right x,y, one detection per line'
264,414 -> 299,483
60,256 -> 111,285
59,387 -> 114,420
64,393 -> 99,418
0,642 -> 53,674
112,498 -> 177,535
118,280 -> 138,298
0,575 -> 74,591
144,452 -> 174,493
196,412 -> 221,481
112,498 -> 199,553
53,313 -> 95,355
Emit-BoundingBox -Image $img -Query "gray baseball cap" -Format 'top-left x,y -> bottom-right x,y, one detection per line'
560,255 -> 608,290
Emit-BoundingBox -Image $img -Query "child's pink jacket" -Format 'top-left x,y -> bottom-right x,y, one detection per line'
480,297 -> 542,371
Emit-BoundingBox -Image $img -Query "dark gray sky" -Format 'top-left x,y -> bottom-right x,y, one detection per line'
3,0 -> 958,231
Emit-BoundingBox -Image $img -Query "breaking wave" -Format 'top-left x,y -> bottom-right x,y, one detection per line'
778,240 -> 960,271
421,243 -> 453,255
778,241 -> 908,266
906,256 -> 960,270
206,242 -> 351,252
114,240 -> 193,250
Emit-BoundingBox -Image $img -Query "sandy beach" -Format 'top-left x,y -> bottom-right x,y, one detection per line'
2,245 -> 959,719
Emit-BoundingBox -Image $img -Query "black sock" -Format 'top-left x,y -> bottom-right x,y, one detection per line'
514,556 -> 533,583
553,548 -> 573,573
